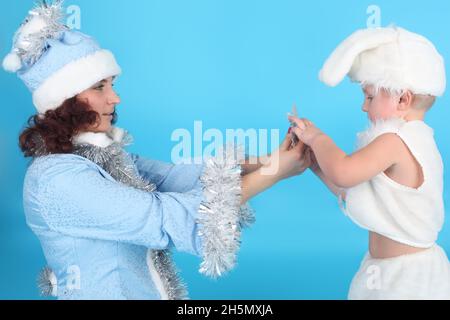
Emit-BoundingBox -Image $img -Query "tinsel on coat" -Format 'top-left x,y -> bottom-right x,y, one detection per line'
33,128 -> 254,298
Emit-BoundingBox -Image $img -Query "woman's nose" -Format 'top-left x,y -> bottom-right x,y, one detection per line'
108,90 -> 121,105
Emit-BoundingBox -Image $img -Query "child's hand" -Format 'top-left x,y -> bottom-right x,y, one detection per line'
287,116 -> 324,147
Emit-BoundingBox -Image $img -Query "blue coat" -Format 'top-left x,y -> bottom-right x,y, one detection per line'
23,152 -> 242,299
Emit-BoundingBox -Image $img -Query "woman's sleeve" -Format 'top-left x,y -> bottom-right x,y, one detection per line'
131,153 -> 256,229
38,156 -> 203,255
39,148 -> 254,278
130,153 -> 203,193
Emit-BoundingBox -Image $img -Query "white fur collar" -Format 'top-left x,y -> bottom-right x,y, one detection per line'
72,126 -> 126,148
356,117 -> 407,150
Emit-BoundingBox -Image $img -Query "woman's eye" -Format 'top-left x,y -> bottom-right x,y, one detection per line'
94,85 -> 104,91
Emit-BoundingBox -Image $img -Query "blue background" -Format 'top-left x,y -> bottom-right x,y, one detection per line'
1,0 -> 449,299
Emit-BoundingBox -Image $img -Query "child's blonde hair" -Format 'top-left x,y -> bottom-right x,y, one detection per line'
367,84 -> 436,111
411,94 -> 436,111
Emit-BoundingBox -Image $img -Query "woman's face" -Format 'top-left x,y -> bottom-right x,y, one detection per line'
76,76 -> 121,133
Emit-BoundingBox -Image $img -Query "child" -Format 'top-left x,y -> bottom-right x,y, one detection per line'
289,26 -> 450,299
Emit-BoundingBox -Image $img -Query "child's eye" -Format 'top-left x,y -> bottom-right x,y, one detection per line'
367,96 -> 373,101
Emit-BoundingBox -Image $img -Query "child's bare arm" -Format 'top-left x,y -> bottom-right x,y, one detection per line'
311,133 -> 403,188
304,147 -> 344,197
311,163 -> 345,197
289,117 -> 403,189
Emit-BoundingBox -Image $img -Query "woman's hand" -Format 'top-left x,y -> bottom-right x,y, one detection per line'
305,146 -> 319,172
260,134 -> 311,182
240,134 -> 311,204
288,116 -> 324,147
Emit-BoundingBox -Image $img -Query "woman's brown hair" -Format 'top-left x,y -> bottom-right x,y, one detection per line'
19,97 -> 117,157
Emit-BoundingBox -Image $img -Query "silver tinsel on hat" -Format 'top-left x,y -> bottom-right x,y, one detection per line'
13,0 -> 67,66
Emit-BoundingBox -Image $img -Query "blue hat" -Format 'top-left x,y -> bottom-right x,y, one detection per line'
2,0 -> 121,114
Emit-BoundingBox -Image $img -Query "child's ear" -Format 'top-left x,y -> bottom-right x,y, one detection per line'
397,90 -> 414,111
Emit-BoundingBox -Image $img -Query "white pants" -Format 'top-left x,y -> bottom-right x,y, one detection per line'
348,244 -> 450,300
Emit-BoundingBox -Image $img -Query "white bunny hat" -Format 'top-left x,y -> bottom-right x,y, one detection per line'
319,26 -> 446,96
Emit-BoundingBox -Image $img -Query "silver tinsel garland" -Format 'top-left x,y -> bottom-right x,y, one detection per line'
72,133 -> 157,194
149,250 -> 188,300
37,266 -> 57,297
14,0 -> 67,66
34,131 -> 255,296
197,145 -> 255,278
35,130 -> 187,300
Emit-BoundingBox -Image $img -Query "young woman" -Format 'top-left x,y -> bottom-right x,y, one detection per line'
4,1 -> 310,299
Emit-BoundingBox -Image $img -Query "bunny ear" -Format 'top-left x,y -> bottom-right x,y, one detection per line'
3,0 -> 66,72
319,28 -> 398,87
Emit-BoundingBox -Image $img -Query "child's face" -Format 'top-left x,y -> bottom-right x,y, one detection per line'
361,85 -> 402,122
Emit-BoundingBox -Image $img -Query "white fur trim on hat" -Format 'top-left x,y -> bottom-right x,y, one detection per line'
319,27 -> 446,96
32,49 -> 121,114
